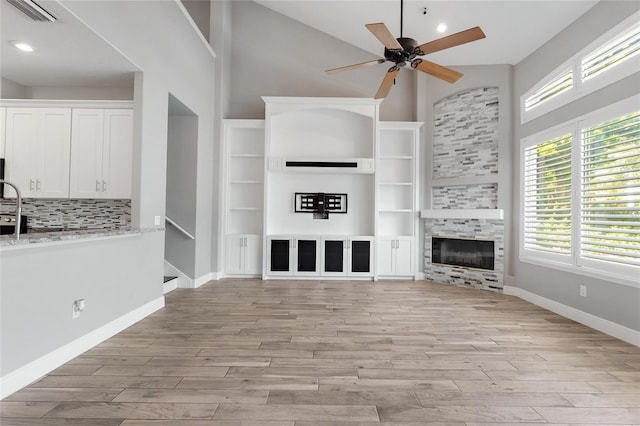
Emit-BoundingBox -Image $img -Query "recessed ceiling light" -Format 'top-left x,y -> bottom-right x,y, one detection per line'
10,41 -> 35,52
437,23 -> 447,33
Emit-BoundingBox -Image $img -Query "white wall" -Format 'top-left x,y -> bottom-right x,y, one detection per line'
1,78 -> 27,99
512,1 -> 640,332
228,1 -> 415,121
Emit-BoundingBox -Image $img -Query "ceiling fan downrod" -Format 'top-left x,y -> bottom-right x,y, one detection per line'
400,0 -> 403,38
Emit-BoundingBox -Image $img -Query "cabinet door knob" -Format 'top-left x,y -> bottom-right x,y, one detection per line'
36,179 -> 41,191
102,180 -> 107,192
96,180 -> 100,192
30,179 -> 35,191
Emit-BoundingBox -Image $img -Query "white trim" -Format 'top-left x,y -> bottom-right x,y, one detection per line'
194,272 -> 217,288
0,297 -> 164,399
504,286 -> 640,347
174,0 -> 216,59
414,272 -> 426,280
0,100 -> 134,109
0,231 -> 142,252
164,259 -> 194,289
420,209 -> 504,220
165,217 -> 195,240
162,277 -> 178,295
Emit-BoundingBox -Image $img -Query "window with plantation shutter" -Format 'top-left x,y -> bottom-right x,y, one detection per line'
580,111 -> 640,268
521,12 -> 639,124
581,24 -> 640,82
524,69 -> 573,113
523,133 -> 573,258
521,96 -> 640,285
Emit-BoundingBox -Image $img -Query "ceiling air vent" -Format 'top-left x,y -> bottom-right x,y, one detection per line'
7,0 -> 56,22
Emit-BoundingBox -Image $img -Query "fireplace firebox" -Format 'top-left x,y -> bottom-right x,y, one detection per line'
432,237 -> 494,270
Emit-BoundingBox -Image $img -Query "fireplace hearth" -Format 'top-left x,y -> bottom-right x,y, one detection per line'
432,237 -> 494,270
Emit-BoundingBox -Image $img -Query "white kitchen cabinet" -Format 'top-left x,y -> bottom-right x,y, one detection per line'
226,234 -> 262,275
5,108 -> 71,198
70,109 -> 133,198
377,236 -> 413,277
1,107 -> 6,157
321,236 -> 374,277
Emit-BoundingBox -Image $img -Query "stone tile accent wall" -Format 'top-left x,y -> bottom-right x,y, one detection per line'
0,198 -> 131,230
432,184 -> 498,209
424,218 -> 504,291
432,87 -> 499,179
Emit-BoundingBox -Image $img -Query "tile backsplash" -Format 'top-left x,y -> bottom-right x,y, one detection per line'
0,198 -> 131,230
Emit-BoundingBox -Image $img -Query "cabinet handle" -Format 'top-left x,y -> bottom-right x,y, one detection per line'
36,179 -> 41,191
96,180 -> 100,192
244,237 -> 248,247
30,179 -> 35,191
102,180 -> 107,192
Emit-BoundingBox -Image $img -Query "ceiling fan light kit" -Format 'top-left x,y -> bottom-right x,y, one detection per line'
325,0 -> 486,100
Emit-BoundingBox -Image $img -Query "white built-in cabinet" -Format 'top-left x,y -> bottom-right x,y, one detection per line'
1,101 -> 133,199
4,108 -> 71,198
222,120 -> 265,276
376,122 -> 421,278
0,107 -> 5,158
222,99 -> 421,280
70,109 -> 133,198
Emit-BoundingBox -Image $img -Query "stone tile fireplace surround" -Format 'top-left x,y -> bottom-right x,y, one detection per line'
424,86 -> 504,292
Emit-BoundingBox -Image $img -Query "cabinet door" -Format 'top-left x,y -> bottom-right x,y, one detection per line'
376,237 -> 395,276
350,238 -> 373,275
38,109 -> 71,198
243,235 -> 263,275
295,238 -> 319,275
0,107 -> 6,158
226,235 -> 245,275
322,238 -> 346,275
70,109 -> 104,198
268,238 -> 292,275
394,238 -> 414,276
102,109 -> 133,198
4,108 -> 39,197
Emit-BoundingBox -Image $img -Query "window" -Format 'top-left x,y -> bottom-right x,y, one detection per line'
520,96 -> 640,285
521,12 -> 640,124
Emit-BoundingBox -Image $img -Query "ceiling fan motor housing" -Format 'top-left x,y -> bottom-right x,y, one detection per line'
385,37 -> 419,67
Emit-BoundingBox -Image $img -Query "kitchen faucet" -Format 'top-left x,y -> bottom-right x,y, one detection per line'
0,180 -> 22,240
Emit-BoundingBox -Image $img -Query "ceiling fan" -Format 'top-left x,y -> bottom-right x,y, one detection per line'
325,0 -> 486,99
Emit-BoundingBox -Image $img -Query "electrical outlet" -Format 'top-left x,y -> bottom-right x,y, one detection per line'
154,215 -> 161,226
72,299 -> 86,319
579,285 -> 587,297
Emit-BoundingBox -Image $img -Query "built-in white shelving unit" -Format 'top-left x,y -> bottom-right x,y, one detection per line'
222,119 -> 265,276
376,122 -> 422,278
222,99 -> 422,281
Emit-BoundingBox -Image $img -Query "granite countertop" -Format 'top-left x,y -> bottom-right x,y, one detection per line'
0,227 -> 143,247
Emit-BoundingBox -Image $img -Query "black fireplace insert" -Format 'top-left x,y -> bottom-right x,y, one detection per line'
432,237 -> 495,270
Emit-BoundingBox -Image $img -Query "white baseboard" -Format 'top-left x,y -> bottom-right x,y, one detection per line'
415,272 -> 426,280
194,272 -> 219,288
0,297 -> 164,399
504,286 -> 640,347
164,260 -> 194,289
162,278 -> 178,294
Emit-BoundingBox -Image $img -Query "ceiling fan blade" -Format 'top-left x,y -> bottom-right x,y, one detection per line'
412,59 -> 463,83
416,26 -> 486,55
374,66 -> 400,99
325,59 -> 386,75
365,23 -> 403,50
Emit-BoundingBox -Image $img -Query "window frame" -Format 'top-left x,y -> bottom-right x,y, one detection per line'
521,11 -> 640,124
520,95 -> 640,287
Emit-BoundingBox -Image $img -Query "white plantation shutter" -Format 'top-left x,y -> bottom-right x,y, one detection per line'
524,69 -> 573,112
523,133 -> 573,256
580,111 -> 640,267
581,23 -> 640,81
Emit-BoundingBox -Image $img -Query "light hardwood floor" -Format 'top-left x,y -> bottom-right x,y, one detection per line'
2,279 -> 640,425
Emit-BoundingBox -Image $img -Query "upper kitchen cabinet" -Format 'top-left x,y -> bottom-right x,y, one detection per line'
4,108 -> 71,198
70,108 -> 133,198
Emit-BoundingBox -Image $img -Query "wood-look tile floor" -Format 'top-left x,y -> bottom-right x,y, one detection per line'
2,279 -> 640,425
